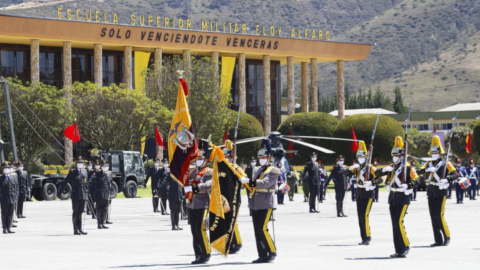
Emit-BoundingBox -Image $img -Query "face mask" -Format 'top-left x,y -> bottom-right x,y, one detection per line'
163,163 -> 169,168
77,164 -> 84,169
102,166 -> 108,172
18,166 -> 24,171
88,165 -> 93,170
337,161 -> 344,166
432,154 -> 440,160
311,157 -> 317,162
358,157 -> 366,164
154,162 -> 160,167
251,162 -> 256,167
3,169 -> 9,174
196,159 -> 205,167
95,165 -> 100,170
259,158 -> 268,166
470,165 -> 474,168
393,156 -> 400,164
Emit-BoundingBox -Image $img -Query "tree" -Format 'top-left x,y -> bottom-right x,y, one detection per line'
145,56 -> 230,144
446,126 -> 479,161
393,86 -> 407,113
0,79 -> 69,170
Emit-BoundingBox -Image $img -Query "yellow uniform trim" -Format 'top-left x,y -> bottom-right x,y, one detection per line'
201,209 -> 211,254
441,196 -> 450,237
399,205 -> 410,246
446,161 -> 456,173
234,224 -> 242,244
263,209 -> 276,253
365,198 -> 373,237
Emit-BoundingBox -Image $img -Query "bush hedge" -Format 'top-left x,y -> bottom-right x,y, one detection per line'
225,110 -> 264,163
277,112 -> 339,165
332,114 -> 404,163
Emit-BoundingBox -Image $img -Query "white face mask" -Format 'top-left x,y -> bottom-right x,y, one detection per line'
154,162 -> 160,167
358,157 -> 366,164
311,157 -> 317,162
77,163 -> 84,169
94,165 -> 100,170
259,158 -> 268,166
251,162 -> 256,167
18,166 -> 24,171
337,161 -> 344,166
432,154 -> 440,160
196,159 -> 205,167
3,168 -> 9,174
393,156 -> 400,164
102,166 -> 109,172
88,165 -> 93,170
163,163 -> 169,168
470,165 -> 474,168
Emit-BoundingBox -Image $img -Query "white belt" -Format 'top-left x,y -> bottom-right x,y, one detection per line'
256,188 -> 275,193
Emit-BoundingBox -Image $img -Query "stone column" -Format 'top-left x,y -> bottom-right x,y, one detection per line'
238,53 -> 246,113
94,44 -> 102,86
301,62 -> 308,112
183,50 -> 191,80
337,60 -> 345,120
211,51 -> 219,91
124,46 -> 132,89
154,48 -> 162,89
263,55 -> 271,136
30,39 -> 40,84
287,56 -> 295,115
310,58 -> 318,112
63,41 -> 73,165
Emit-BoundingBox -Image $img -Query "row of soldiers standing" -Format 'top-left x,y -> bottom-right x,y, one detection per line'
0,161 -> 29,234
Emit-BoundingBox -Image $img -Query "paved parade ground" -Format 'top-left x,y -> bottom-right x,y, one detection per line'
1,191 -> 479,270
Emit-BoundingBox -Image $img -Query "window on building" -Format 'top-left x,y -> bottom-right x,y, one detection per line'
417,124 -> 429,131
39,46 -> 63,88
102,50 -> 124,86
441,123 -> 453,130
72,49 -> 94,83
0,44 -> 30,83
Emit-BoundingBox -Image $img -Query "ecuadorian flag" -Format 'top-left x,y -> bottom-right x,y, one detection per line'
168,78 -> 198,186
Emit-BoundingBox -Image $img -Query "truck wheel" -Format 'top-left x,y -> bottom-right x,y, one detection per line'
58,183 -> 72,200
32,189 -> 44,201
123,180 -> 137,198
110,182 -> 118,199
41,182 -> 57,201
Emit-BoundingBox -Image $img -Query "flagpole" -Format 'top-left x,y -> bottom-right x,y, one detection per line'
74,119 -> 79,159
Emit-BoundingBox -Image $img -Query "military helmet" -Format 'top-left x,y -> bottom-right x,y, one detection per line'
373,158 -> 378,166
75,156 -> 85,163
429,135 -> 445,155
101,160 -> 110,166
311,152 -> 317,158
411,159 -> 417,167
356,141 -> 367,157
391,136 -> 404,155
469,157 -> 475,166
257,138 -> 273,157
456,156 -> 462,164
222,139 -> 233,157
1,162 -> 11,169
338,155 -> 345,161
196,139 -> 211,160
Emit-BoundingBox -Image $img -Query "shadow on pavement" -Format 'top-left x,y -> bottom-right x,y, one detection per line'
318,244 -> 357,247
112,262 -> 251,268
345,257 -> 392,260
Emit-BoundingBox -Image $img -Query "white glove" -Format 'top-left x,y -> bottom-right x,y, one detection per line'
349,164 -> 360,170
382,166 -> 394,172
426,167 -> 436,173
438,179 -> 449,189
400,184 -> 408,190
240,177 -> 250,184
184,186 -> 192,193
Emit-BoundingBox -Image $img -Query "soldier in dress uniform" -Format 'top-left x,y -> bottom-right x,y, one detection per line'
453,156 -> 466,204
301,152 -> 320,213
58,157 -> 89,235
15,162 -> 28,219
410,159 -> 419,201
419,135 -> 458,247
90,160 -> 113,229
187,139 -> 212,264
276,161 -> 286,205
326,155 -> 349,217
376,136 -> 419,258
373,159 -> 380,202
318,160 -> 326,203
347,142 -> 382,245
247,138 -> 278,263
245,157 -> 257,204
87,161 -> 98,219
1,162 -> 16,234
9,162 -> 19,227
145,158 -> 163,213
350,160 -> 357,202
465,157 -> 478,200
302,171 -> 310,203
286,165 -> 298,201
167,174 -> 183,231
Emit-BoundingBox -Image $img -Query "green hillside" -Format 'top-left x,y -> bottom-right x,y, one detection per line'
1,0 -> 479,112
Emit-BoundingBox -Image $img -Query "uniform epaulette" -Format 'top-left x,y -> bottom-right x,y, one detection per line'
271,167 -> 281,174
204,169 -> 213,176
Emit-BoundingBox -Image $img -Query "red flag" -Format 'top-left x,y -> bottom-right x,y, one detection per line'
351,127 -> 358,153
465,130 -> 472,154
223,125 -> 228,143
155,126 -> 165,150
433,124 -> 437,133
289,129 -> 293,158
63,123 -> 81,142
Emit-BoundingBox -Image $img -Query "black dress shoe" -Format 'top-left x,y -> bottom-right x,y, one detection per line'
341,212 -> 348,217
102,225 -> 109,229
252,257 -> 269,263
7,230 -> 15,233
12,224 -> 17,228
106,221 -> 113,224
79,230 -> 88,235
314,210 -> 320,213
176,226 -> 183,230
390,253 -> 406,258
443,238 -> 450,246
229,244 -> 243,254
172,226 -> 178,231
268,253 -> 276,262
98,224 -> 103,229
3,229 -> 8,234
358,240 -> 370,245
165,212 -> 170,215
74,230 -> 81,235
13,220 -> 17,223
337,213 -> 342,217
430,242 -> 442,247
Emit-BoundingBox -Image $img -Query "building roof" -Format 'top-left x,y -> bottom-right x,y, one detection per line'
329,108 -> 397,117
436,102 -> 480,112
388,111 -> 480,122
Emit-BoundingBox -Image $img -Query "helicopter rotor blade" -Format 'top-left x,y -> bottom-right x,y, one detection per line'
280,137 -> 335,154
218,136 -> 265,148
283,135 -> 361,142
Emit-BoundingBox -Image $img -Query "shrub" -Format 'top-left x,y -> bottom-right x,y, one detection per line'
277,112 -> 339,165
332,114 -> 404,163
28,161 -> 45,175
225,110 -> 264,163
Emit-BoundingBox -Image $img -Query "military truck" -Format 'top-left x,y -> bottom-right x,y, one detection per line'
29,150 -> 147,201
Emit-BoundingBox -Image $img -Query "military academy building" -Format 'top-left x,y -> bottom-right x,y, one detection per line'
0,13 -> 372,133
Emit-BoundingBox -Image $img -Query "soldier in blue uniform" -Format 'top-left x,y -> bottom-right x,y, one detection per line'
247,138 -> 278,263
187,139 -> 212,264
157,158 -> 170,215
373,159 -> 380,202
453,157 -> 466,204
58,157 -> 89,235
318,160 -> 326,203
145,158 -> 164,213
376,136 -> 419,258
276,161 -> 286,205
465,157 -> 478,200
301,152 -> 320,213
419,136 -> 458,247
1,162 -> 17,234
347,142 -> 382,245
326,155 -> 349,218
90,160 -> 113,229
14,162 -> 28,219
